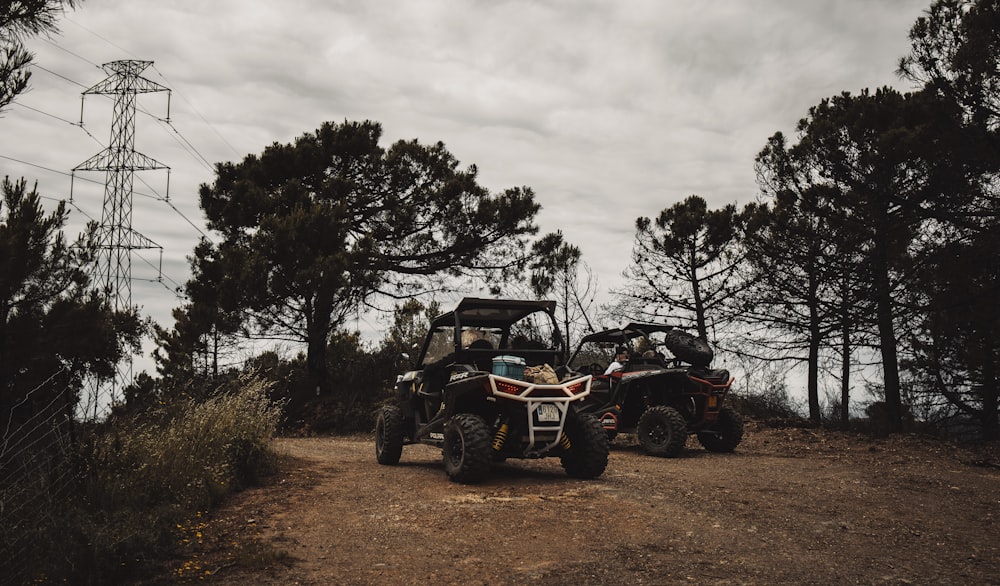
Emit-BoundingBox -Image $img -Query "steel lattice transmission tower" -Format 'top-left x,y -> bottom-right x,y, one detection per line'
73,59 -> 169,408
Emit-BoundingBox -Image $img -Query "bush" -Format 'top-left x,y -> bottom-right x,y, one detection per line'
2,377 -> 284,584
728,379 -> 812,428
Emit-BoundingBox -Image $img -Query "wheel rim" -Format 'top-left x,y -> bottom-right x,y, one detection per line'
375,417 -> 386,455
648,421 -> 669,446
447,430 -> 465,467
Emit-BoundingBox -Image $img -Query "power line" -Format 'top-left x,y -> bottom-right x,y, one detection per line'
151,64 -> 243,160
29,62 -> 88,88
38,36 -> 103,70
38,193 -> 97,223
14,32 -> 228,301
11,100 -> 78,126
53,19 -> 236,166
2,152 -> 212,242
157,117 -> 215,173
62,17 -> 139,63
36,20 -> 240,184
27,54 -> 217,176
1,153 -> 77,178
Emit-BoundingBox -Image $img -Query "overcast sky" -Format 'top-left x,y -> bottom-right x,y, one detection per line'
2,0 -> 932,364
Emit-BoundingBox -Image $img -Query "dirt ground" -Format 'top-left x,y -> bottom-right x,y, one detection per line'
164,423 -> 1000,585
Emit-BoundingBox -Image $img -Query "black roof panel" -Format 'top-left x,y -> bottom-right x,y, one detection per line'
577,322 -> 675,345
429,298 -> 557,329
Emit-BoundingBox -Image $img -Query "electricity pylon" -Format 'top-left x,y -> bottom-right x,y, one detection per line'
73,60 -> 169,414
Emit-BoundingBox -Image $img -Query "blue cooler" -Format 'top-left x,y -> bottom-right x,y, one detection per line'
492,355 -> 526,380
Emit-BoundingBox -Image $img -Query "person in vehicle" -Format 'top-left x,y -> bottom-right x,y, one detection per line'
604,346 -> 630,375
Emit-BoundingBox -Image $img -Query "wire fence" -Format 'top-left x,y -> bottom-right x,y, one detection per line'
1,372 -> 85,585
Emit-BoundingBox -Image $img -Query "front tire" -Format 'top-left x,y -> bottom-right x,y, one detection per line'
637,405 -> 688,457
697,407 -> 744,452
375,405 -> 405,465
560,412 -> 610,479
442,413 -> 492,483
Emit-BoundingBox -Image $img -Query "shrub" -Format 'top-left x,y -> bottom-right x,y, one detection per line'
729,378 -> 811,428
2,377 -> 284,584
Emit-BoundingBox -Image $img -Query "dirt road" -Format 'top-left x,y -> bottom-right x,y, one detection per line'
176,425 -> 1000,585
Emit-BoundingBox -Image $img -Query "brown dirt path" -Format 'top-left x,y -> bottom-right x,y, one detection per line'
170,425 -> 1000,585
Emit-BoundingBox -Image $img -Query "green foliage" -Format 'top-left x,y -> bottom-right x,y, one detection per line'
1,378 -> 283,584
380,298 -> 440,357
529,231 -> 581,299
751,87 -> 975,434
190,119 -> 540,395
99,378 -> 283,499
899,0 -> 1000,131
528,231 -> 596,349
728,369 -> 804,425
618,195 -> 746,341
248,330 -> 403,435
0,177 -> 143,428
749,133 -> 875,422
0,1 -> 80,112
895,0 -> 1000,440
904,224 -> 1000,439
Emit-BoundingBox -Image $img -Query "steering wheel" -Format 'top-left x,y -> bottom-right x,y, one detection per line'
589,362 -> 604,377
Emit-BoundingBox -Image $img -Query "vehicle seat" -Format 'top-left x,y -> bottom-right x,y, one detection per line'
689,368 -> 731,384
467,339 -> 494,371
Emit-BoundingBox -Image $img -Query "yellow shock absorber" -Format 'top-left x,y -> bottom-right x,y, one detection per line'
559,432 -> 572,450
492,423 -> 509,451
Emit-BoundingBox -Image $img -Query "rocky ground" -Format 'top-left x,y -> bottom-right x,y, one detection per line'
157,423 -> 1000,585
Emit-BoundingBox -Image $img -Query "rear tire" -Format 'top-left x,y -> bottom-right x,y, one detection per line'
560,412 -> 610,479
375,405 -> 405,465
637,405 -> 688,457
697,407 -> 744,452
442,413 -> 492,484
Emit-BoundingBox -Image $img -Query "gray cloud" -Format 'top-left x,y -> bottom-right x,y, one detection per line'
2,0 -> 931,367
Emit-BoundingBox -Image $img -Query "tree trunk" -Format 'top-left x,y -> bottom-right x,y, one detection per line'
306,296 -> 333,395
689,254 -> 708,340
212,326 -> 219,379
307,329 -> 330,395
873,211 -> 903,434
840,321 -> 851,431
840,277 -> 852,430
982,330 -> 998,441
807,320 -> 821,423
561,278 -> 572,352
807,255 -> 821,422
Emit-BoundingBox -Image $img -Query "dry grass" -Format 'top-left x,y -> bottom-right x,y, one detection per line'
4,377 -> 284,584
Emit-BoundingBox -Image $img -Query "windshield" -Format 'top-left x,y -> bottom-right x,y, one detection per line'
421,326 -> 505,365
570,331 -> 670,369
419,304 -> 563,365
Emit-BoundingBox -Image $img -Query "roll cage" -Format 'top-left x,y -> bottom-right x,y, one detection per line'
569,322 -> 677,370
415,298 -> 566,370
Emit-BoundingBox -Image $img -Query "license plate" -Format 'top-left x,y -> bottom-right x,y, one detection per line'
537,404 -> 560,422
708,396 -> 718,408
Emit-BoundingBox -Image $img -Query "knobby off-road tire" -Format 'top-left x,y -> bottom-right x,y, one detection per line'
697,407 -> 744,453
560,412 -> 610,479
375,405 -> 405,465
442,413 -> 492,484
637,405 -> 688,457
664,330 -> 714,367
